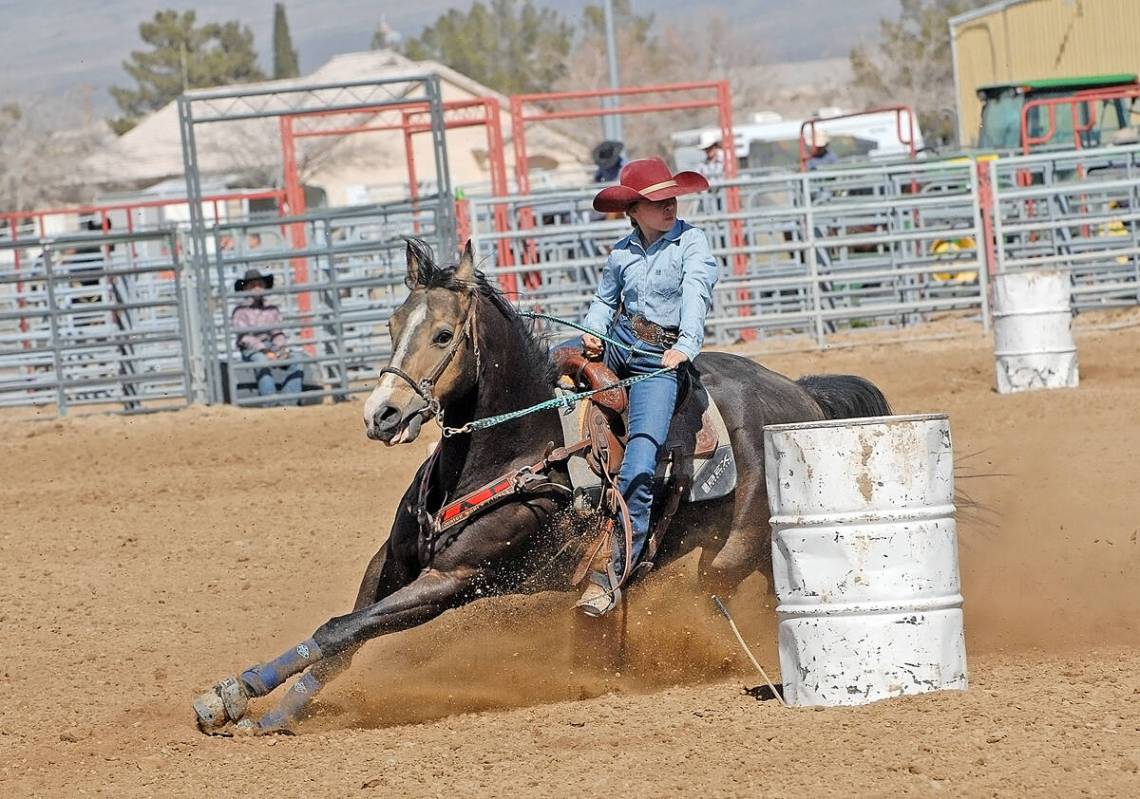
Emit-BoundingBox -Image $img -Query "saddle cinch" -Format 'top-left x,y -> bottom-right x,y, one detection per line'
552,349 -> 737,511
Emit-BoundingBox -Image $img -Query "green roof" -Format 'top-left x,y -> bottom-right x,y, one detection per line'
978,73 -> 1138,93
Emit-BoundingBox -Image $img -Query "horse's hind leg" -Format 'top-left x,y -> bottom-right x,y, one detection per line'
697,483 -> 773,599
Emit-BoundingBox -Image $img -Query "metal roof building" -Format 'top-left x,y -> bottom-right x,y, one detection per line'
950,0 -> 1140,145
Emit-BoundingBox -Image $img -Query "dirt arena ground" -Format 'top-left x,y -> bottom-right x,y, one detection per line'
2,312 -> 1140,798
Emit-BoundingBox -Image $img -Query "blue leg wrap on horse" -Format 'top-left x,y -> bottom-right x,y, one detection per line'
256,671 -> 323,731
239,638 -> 322,696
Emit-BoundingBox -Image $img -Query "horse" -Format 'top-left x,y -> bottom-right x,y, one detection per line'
192,238 -> 892,734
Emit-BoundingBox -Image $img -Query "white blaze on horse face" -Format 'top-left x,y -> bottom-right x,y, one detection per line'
363,301 -> 429,431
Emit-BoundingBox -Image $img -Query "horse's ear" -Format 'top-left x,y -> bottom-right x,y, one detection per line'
405,239 -> 425,286
455,239 -> 476,284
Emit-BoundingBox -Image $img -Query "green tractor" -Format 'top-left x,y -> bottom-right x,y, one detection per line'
975,73 -> 1140,153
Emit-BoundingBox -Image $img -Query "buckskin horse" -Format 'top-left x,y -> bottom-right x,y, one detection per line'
193,238 -> 891,734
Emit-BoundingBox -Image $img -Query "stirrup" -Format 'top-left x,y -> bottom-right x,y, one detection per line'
575,571 -> 621,618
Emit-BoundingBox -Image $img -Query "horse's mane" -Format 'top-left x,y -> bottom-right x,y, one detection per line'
404,237 -> 557,386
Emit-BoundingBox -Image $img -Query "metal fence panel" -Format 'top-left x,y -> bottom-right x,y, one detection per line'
7,147 -> 1140,417
468,159 -> 987,347
0,230 -> 192,414
202,199 -> 441,407
990,145 -> 1140,309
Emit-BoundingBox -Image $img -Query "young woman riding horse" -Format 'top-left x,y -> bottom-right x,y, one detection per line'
575,157 -> 718,617
193,234 -> 891,735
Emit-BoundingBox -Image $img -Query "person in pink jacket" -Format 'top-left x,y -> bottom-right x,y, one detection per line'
231,269 -> 303,404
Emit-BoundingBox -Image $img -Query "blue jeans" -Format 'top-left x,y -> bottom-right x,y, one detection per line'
601,316 -> 679,578
242,350 -> 303,404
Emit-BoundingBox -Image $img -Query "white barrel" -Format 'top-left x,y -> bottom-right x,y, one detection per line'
992,270 -> 1078,394
763,414 -> 967,707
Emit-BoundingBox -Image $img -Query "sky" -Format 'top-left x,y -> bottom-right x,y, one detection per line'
0,0 -> 898,110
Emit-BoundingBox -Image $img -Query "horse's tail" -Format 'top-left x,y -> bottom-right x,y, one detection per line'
796,374 -> 892,420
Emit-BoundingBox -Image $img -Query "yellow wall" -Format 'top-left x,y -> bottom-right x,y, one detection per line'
952,0 -> 1140,145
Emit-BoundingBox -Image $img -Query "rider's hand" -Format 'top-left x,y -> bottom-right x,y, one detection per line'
661,349 -> 689,369
264,350 -> 278,361
582,334 -> 604,359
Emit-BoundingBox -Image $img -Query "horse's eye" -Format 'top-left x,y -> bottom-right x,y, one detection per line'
433,329 -> 454,346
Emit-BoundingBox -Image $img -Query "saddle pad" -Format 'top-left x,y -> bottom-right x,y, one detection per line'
556,379 -> 737,504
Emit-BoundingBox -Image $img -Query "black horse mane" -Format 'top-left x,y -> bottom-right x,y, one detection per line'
404,237 -> 558,386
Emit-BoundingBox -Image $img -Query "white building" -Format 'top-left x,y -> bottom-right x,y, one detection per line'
80,49 -> 591,207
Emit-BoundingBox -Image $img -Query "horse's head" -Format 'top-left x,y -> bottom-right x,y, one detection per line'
363,239 -> 480,445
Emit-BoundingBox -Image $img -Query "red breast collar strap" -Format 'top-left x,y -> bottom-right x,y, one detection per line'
433,440 -> 589,533
436,475 -> 518,532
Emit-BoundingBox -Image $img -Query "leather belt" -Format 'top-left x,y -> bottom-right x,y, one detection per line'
626,314 -> 679,348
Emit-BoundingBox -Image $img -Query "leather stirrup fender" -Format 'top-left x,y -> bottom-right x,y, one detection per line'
553,348 -> 627,414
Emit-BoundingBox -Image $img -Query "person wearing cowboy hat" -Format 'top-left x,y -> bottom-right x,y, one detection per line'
232,268 -> 303,404
591,140 -> 625,183
695,130 -> 726,180
806,129 -> 838,170
574,157 -> 720,617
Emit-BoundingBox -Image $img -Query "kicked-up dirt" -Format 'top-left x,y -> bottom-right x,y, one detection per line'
2,312 -> 1139,797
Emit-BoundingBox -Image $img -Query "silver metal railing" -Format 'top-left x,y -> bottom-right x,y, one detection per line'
989,145 -> 1140,309
5,148 -> 1140,416
203,199 -> 444,407
0,230 -> 191,414
468,158 -> 989,347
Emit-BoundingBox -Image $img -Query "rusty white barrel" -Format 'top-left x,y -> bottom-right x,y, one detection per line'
763,414 -> 967,707
992,270 -> 1078,394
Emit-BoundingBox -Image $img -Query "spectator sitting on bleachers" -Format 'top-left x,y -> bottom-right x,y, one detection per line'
232,268 -> 303,406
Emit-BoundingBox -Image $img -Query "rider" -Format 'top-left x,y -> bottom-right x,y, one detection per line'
575,157 -> 719,617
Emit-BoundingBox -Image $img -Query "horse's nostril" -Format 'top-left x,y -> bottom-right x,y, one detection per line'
373,405 -> 402,431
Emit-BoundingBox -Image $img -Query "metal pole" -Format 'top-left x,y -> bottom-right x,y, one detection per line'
213,227 -> 239,407
602,0 -> 623,143
969,158 -> 991,332
991,171 -> 1007,276
41,246 -> 68,416
177,96 -> 216,405
803,174 -> 825,347
321,217 -> 350,398
426,75 -> 457,255
170,231 -> 196,407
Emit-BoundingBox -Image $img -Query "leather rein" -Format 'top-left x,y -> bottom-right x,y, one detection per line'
372,293 -> 575,564
376,298 -> 647,588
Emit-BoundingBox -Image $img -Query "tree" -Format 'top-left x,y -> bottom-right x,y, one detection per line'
1,92 -> 111,211
556,3 -> 769,161
582,0 -> 654,48
110,10 -> 266,134
850,0 -> 987,146
384,0 -> 574,95
272,3 -> 300,79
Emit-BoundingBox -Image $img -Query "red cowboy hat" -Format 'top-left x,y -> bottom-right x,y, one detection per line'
592,157 -> 710,213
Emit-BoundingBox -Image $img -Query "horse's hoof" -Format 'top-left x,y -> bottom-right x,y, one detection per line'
193,676 -> 249,733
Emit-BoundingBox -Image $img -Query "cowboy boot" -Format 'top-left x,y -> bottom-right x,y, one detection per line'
574,523 -> 622,618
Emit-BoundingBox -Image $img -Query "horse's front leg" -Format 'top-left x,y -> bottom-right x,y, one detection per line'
194,564 -> 478,733
239,499 -> 547,732
193,500 -> 422,734
257,565 -> 482,734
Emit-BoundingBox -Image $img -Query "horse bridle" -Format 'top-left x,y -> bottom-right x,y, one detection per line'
376,292 -> 480,429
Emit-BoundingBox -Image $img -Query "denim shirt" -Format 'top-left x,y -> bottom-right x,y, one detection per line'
583,219 -> 719,361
